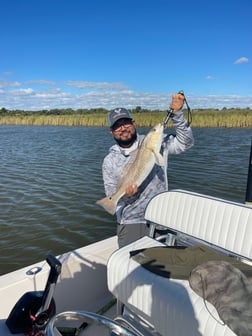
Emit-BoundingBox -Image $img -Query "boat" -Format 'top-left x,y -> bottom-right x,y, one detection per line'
1,187 -> 251,336
0,145 -> 251,336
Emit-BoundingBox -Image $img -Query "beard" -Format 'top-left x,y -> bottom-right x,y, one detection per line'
114,130 -> 137,147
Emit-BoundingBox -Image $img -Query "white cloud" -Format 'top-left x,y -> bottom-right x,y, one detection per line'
205,75 -> 215,80
1,88 -> 252,111
234,57 -> 249,64
10,88 -> 34,95
2,71 -> 13,76
25,80 -> 56,86
0,80 -> 252,110
64,81 -> 128,90
0,79 -> 21,88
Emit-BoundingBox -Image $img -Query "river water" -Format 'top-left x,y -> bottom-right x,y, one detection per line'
0,125 -> 251,275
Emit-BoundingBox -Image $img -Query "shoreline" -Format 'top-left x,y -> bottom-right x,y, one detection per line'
0,110 -> 251,128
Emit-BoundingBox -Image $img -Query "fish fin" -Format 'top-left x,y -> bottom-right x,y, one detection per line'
96,196 -> 117,215
153,151 -> 165,166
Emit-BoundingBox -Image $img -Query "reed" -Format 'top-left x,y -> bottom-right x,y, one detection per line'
0,110 -> 251,128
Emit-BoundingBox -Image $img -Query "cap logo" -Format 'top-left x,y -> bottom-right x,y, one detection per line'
113,108 -> 122,115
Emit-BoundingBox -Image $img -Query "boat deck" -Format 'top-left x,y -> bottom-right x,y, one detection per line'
0,236 -> 120,336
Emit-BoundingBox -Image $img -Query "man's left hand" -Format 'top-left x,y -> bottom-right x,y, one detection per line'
169,93 -> 185,112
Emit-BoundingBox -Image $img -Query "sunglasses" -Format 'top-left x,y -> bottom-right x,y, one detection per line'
112,119 -> 134,132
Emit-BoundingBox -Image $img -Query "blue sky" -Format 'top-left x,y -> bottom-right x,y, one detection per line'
0,0 -> 251,111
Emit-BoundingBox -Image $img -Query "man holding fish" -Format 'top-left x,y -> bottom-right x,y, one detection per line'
97,93 -> 194,248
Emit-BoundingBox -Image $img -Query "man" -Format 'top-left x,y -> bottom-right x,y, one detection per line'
101,93 -> 194,248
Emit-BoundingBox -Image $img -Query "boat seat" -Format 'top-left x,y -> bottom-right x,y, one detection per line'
107,189 -> 252,336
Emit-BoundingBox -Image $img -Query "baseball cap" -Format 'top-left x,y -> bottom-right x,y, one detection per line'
108,108 -> 132,127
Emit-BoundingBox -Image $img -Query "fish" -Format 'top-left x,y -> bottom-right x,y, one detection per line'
96,123 -> 164,215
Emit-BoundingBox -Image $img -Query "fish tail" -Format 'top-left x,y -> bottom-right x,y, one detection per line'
96,196 -> 117,215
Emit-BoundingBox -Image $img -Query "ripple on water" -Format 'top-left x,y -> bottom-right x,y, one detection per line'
0,126 -> 251,274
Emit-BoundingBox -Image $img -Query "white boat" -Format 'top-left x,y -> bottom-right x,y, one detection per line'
0,186 -> 252,336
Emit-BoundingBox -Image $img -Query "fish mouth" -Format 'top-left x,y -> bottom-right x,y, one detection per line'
153,123 -> 164,130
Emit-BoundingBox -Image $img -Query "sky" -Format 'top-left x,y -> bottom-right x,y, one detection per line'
0,0 -> 252,111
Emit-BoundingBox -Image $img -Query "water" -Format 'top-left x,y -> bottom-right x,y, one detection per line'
0,125 -> 251,275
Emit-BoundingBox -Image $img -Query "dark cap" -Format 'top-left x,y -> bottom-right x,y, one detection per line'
108,108 -> 132,127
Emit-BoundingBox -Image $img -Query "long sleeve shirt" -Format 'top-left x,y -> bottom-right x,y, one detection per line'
102,111 -> 194,224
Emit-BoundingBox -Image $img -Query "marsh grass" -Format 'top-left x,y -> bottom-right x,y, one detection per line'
0,110 -> 251,128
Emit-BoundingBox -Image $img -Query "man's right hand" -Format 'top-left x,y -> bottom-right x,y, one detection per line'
125,183 -> 138,197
